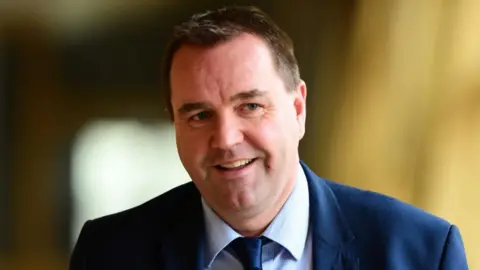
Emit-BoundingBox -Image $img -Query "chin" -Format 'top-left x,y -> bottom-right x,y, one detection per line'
230,191 -> 258,210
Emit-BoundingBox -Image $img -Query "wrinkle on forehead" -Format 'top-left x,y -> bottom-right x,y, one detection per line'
170,33 -> 282,108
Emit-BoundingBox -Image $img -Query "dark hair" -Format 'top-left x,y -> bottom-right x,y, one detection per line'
163,5 -> 301,119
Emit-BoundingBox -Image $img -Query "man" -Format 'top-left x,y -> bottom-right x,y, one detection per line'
70,6 -> 468,270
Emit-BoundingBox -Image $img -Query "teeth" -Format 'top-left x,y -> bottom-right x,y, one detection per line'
219,159 -> 253,169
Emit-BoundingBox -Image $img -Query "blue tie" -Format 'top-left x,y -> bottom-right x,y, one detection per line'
229,237 -> 269,270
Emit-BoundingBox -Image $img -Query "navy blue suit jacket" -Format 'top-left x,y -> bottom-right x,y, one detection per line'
70,162 -> 468,269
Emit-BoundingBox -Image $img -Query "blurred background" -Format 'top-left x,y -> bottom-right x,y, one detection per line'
1,0 -> 479,269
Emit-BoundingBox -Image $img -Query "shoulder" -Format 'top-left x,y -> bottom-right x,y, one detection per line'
75,181 -> 200,244
70,182 -> 201,268
322,179 -> 456,264
320,179 -> 468,267
324,178 -> 451,234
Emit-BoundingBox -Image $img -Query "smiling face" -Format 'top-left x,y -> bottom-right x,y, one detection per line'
170,33 -> 306,230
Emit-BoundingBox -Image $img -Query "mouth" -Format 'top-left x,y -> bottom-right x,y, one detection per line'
214,158 -> 257,171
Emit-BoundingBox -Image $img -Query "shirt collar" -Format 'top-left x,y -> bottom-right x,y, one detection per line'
202,198 -> 242,267
201,163 -> 310,266
262,163 -> 310,260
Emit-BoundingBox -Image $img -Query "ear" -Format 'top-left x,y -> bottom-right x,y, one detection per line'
293,80 -> 307,139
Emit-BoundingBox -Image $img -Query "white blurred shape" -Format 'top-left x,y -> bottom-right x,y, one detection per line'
71,119 -> 190,246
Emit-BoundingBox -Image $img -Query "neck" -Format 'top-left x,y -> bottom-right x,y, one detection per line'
237,226 -> 268,237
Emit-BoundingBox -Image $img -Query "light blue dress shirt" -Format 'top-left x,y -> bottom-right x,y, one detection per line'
201,163 -> 312,270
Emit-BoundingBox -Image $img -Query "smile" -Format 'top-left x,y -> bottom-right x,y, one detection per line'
216,159 -> 256,170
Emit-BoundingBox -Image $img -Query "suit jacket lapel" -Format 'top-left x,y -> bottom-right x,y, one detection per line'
160,184 -> 205,270
301,161 -> 358,270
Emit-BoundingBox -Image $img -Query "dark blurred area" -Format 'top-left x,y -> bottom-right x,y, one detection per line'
1,1 -> 479,269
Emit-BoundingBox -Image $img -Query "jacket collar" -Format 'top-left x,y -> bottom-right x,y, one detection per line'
300,161 -> 358,269
301,161 -> 355,246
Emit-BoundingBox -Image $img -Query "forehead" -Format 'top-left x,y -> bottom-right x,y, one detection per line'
169,34 -> 283,104
172,33 -> 274,74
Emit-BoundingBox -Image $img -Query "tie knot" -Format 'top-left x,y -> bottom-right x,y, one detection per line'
229,237 -> 269,270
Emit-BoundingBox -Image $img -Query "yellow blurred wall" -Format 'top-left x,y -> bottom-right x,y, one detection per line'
318,0 -> 480,267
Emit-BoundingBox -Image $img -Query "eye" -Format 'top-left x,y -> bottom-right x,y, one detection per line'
243,103 -> 260,111
238,103 -> 264,116
190,111 -> 212,121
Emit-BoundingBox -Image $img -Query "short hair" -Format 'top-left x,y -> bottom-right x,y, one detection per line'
162,5 -> 301,119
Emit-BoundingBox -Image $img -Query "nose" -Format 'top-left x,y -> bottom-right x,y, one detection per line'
210,115 -> 244,150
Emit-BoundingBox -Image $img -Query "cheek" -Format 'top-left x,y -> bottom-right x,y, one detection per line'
249,108 -> 299,155
247,117 -> 286,152
175,130 -> 205,165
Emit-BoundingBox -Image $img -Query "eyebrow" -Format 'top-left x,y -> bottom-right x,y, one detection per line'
177,102 -> 210,116
229,89 -> 267,102
177,89 -> 267,116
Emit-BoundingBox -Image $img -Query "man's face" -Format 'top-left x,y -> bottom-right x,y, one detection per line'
170,33 -> 306,221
